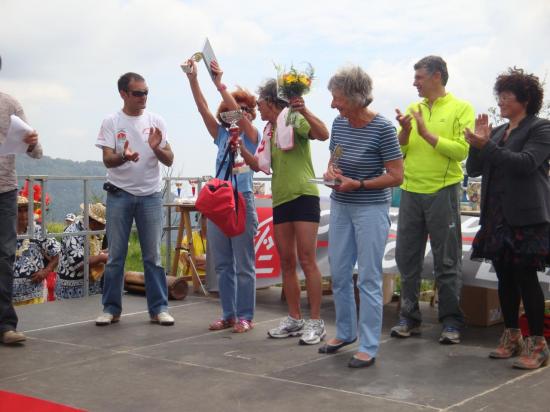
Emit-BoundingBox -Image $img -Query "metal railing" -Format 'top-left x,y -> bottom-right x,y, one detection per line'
15,174 -> 271,298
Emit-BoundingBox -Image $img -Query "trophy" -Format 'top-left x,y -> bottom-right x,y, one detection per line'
324,144 -> 344,186
180,52 -> 203,74
220,110 -> 250,174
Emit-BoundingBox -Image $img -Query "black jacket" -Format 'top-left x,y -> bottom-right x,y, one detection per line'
466,115 -> 550,227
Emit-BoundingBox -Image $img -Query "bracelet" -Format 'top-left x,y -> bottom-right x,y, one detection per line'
358,179 -> 365,190
217,83 -> 227,92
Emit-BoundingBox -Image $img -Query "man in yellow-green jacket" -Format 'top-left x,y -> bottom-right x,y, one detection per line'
392,55 -> 474,345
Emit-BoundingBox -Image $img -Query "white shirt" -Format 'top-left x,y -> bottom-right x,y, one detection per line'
96,110 -> 168,196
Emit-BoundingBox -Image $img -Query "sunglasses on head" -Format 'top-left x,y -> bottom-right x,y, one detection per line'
130,90 -> 149,97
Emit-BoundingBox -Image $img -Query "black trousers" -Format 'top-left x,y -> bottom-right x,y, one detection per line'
493,260 -> 545,336
0,189 -> 18,334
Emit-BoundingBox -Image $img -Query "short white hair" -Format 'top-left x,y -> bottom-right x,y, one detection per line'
327,65 -> 373,107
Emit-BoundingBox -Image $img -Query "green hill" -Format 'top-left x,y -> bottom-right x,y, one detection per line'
15,155 -> 107,222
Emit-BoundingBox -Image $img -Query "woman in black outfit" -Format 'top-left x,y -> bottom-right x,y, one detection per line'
465,67 -> 550,370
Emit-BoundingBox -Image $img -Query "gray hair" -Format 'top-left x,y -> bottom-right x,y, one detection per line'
414,55 -> 449,86
327,66 -> 373,107
256,79 -> 288,110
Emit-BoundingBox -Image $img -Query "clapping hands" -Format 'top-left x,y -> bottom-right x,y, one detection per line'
465,114 -> 492,149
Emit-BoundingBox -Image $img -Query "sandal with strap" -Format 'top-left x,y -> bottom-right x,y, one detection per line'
209,318 -> 235,331
233,319 -> 254,333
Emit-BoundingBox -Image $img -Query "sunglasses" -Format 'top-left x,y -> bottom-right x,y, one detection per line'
129,90 -> 149,97
240,106 -> 253,113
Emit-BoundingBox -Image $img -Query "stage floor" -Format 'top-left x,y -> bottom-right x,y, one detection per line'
1,289 -> 548,412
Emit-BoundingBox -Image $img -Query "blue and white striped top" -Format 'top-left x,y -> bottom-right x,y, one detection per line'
329,114 -> 402,205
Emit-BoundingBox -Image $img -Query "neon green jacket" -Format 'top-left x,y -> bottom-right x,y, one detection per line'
400,93 -> 474,194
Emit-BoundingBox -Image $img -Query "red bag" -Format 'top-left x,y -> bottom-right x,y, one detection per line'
195,177 -> 246,237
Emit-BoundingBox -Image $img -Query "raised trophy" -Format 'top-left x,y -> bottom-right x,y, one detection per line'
180,38 -> 218,80
324,144 -> 344,186
220,109 -> 250,174
180,52 -> 203,74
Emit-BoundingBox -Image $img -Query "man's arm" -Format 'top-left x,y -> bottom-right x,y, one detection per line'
15,104 -> 43,159
153,141 -> 174,167
102,147 -> 127,168
148,126 -> 173,167
413,103 -> 473,162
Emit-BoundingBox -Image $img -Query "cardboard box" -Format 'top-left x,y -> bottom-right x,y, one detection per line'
461,285 -> 503,327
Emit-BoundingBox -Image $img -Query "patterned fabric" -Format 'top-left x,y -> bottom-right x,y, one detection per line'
13,225 -> 60,304
471,166 -> 550,271
56,221 -> 103,299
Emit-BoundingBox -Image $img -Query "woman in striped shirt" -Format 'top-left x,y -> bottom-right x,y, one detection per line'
318,66 -> 403,368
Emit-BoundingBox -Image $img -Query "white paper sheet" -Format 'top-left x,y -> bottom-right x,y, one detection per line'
201,38 -> 218,81
0,115 -> 33,155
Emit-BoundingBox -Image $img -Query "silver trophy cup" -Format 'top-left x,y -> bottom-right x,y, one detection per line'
220,110 -> 250,174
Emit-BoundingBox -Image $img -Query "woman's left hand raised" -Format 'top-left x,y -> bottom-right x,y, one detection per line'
465,114 -> 492,149
210,60 -> 224,88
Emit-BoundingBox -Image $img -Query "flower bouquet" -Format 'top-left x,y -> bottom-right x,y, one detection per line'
275,63 -> 315,126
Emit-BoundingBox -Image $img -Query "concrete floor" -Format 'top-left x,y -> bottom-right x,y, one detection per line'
1,289 -> 549,412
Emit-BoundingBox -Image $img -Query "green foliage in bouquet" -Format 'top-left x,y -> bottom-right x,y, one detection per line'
275,63 -> 315,101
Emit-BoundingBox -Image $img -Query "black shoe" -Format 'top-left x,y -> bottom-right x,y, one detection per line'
318,338 -> 357,354
348,356 -> 376,368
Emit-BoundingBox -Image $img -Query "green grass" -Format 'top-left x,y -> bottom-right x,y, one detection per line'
123,231 -> 168,272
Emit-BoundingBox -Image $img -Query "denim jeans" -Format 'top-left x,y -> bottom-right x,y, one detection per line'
328,199 -> 390,357
207,191 -> 258,321
0,189 -> 18,334
395,184 -> 464,328
102,190 -> 168,317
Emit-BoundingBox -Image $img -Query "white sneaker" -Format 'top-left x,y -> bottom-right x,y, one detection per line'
95,313 -> 120,326
299,319 -> 326,345
267,316 -> 305,338
151,311 -> 175,326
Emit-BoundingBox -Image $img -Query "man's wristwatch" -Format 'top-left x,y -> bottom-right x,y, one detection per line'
121,152 -> 127,162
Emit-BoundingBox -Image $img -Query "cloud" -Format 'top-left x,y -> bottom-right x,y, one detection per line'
0,80 -> 72,104
1,0 -> 549,176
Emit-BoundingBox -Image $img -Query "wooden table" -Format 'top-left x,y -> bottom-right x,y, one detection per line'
165,202 -> 206,295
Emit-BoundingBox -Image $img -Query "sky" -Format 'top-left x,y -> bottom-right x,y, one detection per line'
1,0 -> 549,180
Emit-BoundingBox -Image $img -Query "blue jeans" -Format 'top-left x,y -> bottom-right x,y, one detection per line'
207,191 -> 258,320
328,200 -> 390,357
102,190 -> 168,317
0,189 -> 18,334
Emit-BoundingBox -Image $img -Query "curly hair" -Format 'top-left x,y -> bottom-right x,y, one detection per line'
494,67 -> 544,115
216,87 -> 257,128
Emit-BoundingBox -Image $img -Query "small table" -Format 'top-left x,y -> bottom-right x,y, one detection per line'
165,201 -> 206,295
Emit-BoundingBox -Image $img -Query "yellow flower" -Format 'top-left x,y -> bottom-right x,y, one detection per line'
284,74 -> 297,84
299,75 -> 310,86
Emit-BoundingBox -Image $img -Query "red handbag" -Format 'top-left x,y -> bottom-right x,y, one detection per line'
195,147 -> 246,237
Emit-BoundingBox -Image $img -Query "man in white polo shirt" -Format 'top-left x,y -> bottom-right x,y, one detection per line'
95,72 -> 174,326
